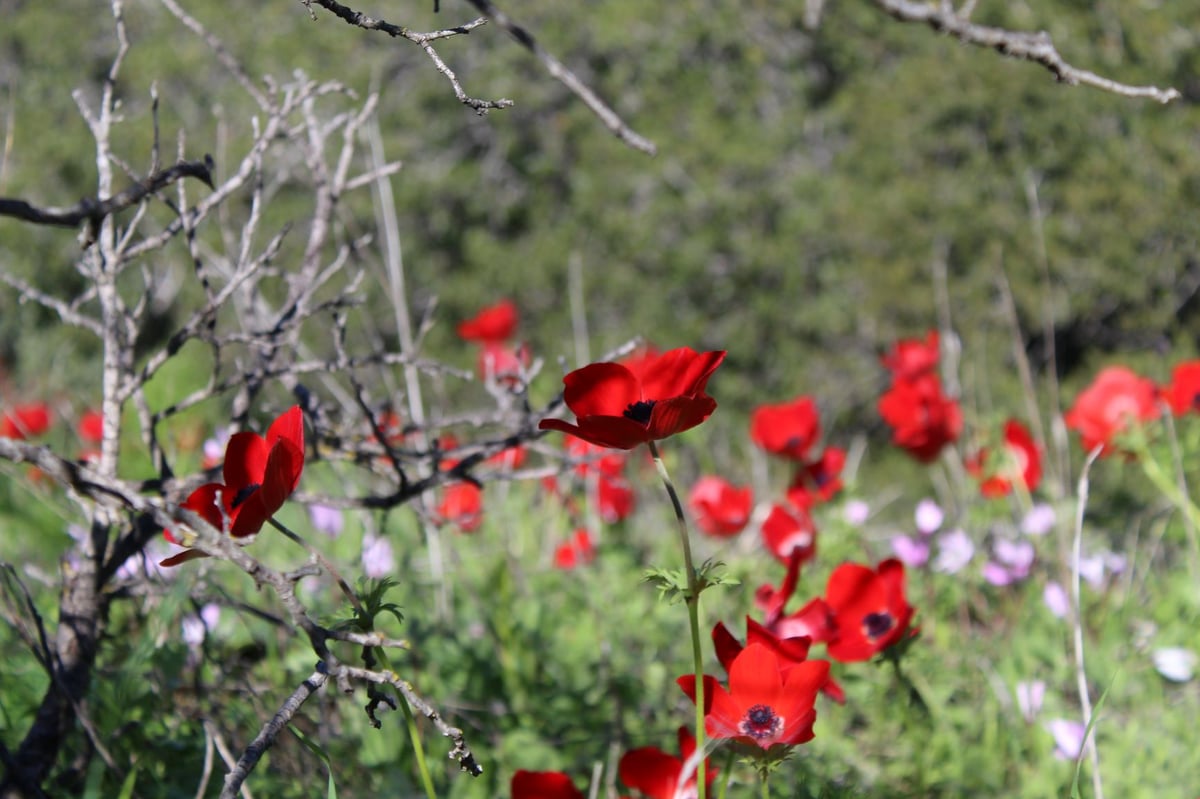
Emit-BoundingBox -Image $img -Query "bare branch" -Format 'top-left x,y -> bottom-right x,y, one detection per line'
460,0 -> 658,153
873,0 -> 1182,103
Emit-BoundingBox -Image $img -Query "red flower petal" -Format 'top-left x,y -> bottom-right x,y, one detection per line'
635,347 -> 726,399
223,431 -> 269,492
646,395 -> 718,441
457,299 -> 518,343
561,362 -> 641,418
510,770 -> 584,799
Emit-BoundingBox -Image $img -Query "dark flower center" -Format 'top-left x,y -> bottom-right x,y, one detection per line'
623,400 -> 656,426
738,703 -> 783,740
1192,391 -> 1200,409
232,483 -> 261,509
863,611 -> 894,641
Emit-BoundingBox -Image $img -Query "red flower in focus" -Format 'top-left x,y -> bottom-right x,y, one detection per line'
760,503 -> 816,564
437,481 -> 483,532
1064,366 -> 1158,454
881,330 -> 940,381
965,419 -> 1042,498
878,374 -> 962,462
824,558 -> 916,663
457,299 -> 518,343
619,726 -> 717,799
785,446 -> 846,509
553,529 -> 596,569
538,347 -> 726,450
678,642 -> 828,750
510,770 -> 584,799
1,402 -> 51,440
713,617 -> 844,703
78,409 -> 104,444
688,475 -> 753,537
749,396 -> 821,460
162,406 -> 305,567
1164,361 -> 1200,416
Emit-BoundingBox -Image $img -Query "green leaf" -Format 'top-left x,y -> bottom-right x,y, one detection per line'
290,724 -> 339,799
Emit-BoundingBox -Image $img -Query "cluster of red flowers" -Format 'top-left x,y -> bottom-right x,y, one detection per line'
877,331 -> 962,463
457,299 -> 530,385
750,395 -> 846,562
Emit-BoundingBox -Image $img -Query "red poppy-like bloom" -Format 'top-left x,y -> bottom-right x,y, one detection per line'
510,770 -> 584,799
881,330 -> 940,381
457,299 -> 518,343
162,406 -> 305,567
965,419 -> 1042,498
0,402 -> 51,440
78,409 -> 104,444
688,475 -> 753,537
713,617 -> 844,704
749,396 -> 821,460
878,374 -> 962,462
824,558 -> 915,663
618,726 -> 717,799
538,347 -> 726,450
1064,366 -> 1159,454
1164,361 -> 1200,416
553,529 -> 596,569
786,446 -> 846,510
760,503 -> 817,564
437,481 -> 483,532
678,642 -> 829,750
753,549 -> 837,645
478,342 -> 531,384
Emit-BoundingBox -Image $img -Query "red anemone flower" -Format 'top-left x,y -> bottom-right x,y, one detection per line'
965,419 -> 1042,498
713,618 -> 844,704
688,476 -> 753,537
678,642 -> 829,750
785,446 -> 846,510
538,347 -> 726,450
1064,366 -> 1159,455
760,503 -> 817,565
753,549 -> 837,644
0,402 -> 51,440
553,529 -> 596,569
619,726 -> 717,799
437,481 -> 484,532
78,409 -> 104,444
162,406 -> 305,567
510,770 -> 584,799
881,330 -> 940,381
749,396 -> 821,460
597,475 -> 635,523
824,558 -> 916,663
878,374 -> 962,462
478,341 -> 531,385
1164,361 -> 1200,416
457,299 -> 518,343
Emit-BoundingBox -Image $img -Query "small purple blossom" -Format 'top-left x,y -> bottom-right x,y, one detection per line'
933,528 -> 974,574
181,603 -> 220,648
1014,680 -> 1045,723
842,499 -> 870,526
1077,554 -> 1106,588
362,533 -> 395,579
914,498 -> 944,536
986,538 -> 1035,585
308,504 -> 344,537
1046,718 -> 1086,760
1020,503 -> 1056,537
1043,581 -> 1070,619
891,534 -> 930,568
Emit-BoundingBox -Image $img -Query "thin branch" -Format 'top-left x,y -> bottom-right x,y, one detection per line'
460,0 -> 657,153
0,157 -> 215,238
873,0 -> 1181,103
301,0 -> 513,111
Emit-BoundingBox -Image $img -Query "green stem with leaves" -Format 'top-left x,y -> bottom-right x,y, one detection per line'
647,440 -> 707,799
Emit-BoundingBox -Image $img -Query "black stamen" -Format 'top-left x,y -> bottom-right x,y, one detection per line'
623,399 -> 656,425
863,611 -> 894,641
739,703 -> 783,740
232,483 -> 261,509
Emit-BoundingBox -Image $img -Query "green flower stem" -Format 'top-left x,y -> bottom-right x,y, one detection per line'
760,771 -> 771,799
717,747 -> 734,799
1136,446 -> 1200,538
374,647 -> 438,799
647,440 -> 707,799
